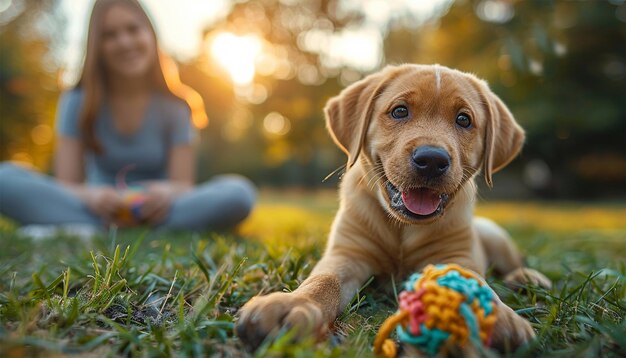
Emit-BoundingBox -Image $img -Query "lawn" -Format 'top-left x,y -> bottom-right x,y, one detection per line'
0,191 -> 624,357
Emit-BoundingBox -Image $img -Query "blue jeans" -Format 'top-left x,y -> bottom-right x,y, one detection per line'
0,163 -> 256,231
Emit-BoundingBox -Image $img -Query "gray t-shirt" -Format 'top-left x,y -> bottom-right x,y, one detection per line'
56,89 -> 195,186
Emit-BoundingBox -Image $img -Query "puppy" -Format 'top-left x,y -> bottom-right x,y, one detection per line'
236,64 -> 551,351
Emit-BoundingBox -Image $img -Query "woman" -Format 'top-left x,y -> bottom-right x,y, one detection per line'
0,0 -> 256,233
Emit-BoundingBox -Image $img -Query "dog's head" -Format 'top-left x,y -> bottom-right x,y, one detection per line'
325,64 -> 524,224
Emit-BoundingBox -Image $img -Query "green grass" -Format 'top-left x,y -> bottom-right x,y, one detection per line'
0,192 -> 625,357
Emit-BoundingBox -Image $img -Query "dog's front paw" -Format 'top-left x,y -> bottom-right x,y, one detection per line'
490,304 -> 535,352
235,292 -> 327,350
504,267 -> 552,290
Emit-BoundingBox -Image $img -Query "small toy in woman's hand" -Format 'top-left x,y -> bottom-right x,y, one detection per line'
115,186 -> 147,226
373,264 -> 498,357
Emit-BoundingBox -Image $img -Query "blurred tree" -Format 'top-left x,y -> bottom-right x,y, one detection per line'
0,0 -> 63,171
184,0 -> 364,186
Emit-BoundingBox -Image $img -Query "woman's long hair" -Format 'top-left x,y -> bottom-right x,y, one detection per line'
77,0 -> 207,153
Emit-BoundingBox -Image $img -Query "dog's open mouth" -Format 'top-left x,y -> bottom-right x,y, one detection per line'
386,181 -> 449,220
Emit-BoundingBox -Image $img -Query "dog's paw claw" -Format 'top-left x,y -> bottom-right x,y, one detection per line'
504,267 -> 552,290
235,292 -> 325,351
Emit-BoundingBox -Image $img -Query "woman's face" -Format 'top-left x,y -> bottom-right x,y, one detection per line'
100,4 -> 155,79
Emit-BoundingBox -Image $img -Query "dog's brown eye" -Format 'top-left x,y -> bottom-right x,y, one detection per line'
391,106 -> 409,119
455,113 -> 471,128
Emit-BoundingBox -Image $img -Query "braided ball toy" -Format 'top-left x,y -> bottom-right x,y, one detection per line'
373,264 -> 498,357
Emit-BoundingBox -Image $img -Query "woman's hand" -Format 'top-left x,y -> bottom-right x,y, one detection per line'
84,186 -> 125,223
140,183 -> 175,225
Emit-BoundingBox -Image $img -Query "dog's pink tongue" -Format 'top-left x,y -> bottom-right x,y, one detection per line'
401,188 -> 441,216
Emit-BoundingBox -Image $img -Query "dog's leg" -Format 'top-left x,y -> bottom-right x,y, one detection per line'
235,253 -> 372,350
475,217 -> 551,289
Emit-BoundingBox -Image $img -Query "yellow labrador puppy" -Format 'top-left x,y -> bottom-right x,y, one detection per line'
236,64 -> 551,351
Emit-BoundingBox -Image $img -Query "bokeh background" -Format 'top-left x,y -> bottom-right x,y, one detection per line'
1,0 -> 624,200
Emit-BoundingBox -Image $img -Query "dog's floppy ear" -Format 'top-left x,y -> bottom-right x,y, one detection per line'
324,69 -> 393,168
483,90 -> 525,187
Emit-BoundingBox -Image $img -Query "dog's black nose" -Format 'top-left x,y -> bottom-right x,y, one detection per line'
411,146 -> 451,178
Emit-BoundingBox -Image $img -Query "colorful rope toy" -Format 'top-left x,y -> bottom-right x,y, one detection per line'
373,264 -> 498,357
114,165 -> 147,226
115,186 -> 147,225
